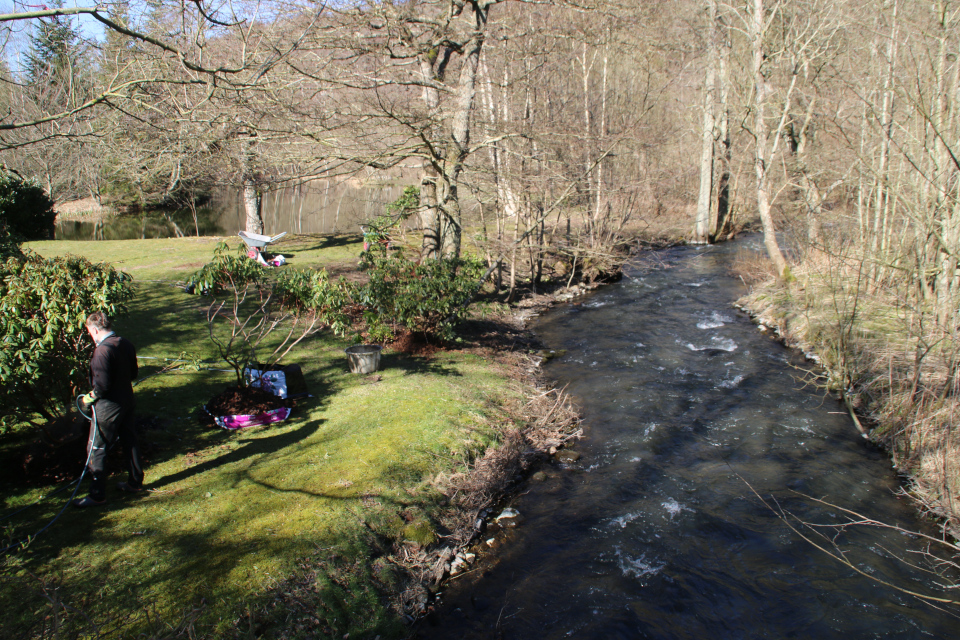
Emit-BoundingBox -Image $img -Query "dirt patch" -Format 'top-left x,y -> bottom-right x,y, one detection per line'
320,261 -> 369,284
22,435 -> 87,486
388,330 -> 442,356
205,385 -> 294,417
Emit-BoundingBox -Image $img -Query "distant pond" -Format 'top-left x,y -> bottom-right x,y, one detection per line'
56,179 -> 413,241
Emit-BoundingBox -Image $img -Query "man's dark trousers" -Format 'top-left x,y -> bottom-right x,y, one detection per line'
87,399 -> 144,501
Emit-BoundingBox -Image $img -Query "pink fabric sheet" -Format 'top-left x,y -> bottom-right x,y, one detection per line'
214,406 -> 291,430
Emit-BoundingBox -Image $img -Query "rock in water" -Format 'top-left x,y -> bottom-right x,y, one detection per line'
495,507 -> 520,523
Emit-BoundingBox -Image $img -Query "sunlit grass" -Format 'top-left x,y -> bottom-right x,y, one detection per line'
2,234 -> 518,638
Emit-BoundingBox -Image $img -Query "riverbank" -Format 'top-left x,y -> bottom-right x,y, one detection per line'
0,234 -> 586,638
53,197 -> 115,222
735,255 -> 960,540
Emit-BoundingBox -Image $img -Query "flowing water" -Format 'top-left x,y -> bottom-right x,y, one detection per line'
418,237 -> 960,639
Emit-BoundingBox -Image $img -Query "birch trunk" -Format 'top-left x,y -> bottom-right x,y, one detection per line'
419,54 -> 442,259
439,13 -> 486,260
693,0 -> 718,244
241,136 -> 263,235
750,0 -> 789,278
714,17 -> 733,242
594,45 -> 608,242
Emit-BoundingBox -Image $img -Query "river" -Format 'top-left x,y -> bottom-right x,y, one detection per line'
417,237 -> 960,639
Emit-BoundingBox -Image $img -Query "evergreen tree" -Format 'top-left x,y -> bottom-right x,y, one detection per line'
24,0 -> 83,108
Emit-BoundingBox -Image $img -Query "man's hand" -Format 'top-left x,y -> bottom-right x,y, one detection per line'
81,392 -> 96,407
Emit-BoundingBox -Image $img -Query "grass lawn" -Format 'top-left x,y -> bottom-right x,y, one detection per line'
1,234 -> 522,638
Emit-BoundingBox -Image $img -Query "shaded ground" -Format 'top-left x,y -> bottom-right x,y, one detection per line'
17,415 -> 166,487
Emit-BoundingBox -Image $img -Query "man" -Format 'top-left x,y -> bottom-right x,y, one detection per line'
73,311 -> 145,507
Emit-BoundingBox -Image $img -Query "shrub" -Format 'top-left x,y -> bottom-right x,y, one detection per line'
0,170 -> 56,241
355,244 -> 484,342
273,268 -> 352,336
0,251 -> 135,430
0,221 -> 23,260
185,240 -> 264,295
362,186 -> 420,245
387,185 -> 420,220
188,244 -> 351,387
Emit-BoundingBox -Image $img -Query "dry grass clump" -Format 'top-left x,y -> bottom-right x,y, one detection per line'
53,197 -> 114,221
866,363 -> 960,534
730,246 -> 779,285
738,246 -> 960,538
520,384 -> 583,450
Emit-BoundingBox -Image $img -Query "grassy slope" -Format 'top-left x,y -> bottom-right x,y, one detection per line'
1,235 -> 519,638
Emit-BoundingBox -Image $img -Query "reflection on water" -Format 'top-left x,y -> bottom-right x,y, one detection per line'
55,207 -> 222,240
418,237 -> 960,639
56,180 -> 413,241
212,181 -> 410,236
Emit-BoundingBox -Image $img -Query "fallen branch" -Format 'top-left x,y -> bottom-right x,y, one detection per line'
741,477 -> 960,609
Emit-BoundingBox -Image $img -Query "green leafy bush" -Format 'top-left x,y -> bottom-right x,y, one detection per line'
274,268 -> 352,336
0,251 -> 135,429
185,240 -> 264,295
362,186 -> 420,245
355,244 -> 483,342
0,170 -> 56,241
387,185 -> 420,220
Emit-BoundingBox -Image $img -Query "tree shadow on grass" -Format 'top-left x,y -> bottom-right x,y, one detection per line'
0,352 -> 344,553
130,351 -> 343,466
272,233 -> 363,254
0,499 -> 382,639
380,353 -> 464,378
122,286 -> 208,358
147,417 -> 325,491
457,316 -> 541,353
0,418 -> 324,556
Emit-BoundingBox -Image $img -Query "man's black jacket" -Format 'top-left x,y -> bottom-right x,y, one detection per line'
89,334 -> 138,405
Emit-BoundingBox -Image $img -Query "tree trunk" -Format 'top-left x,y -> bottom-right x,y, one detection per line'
594,45 -> 608,243
714,15 -> 733,242
419,52 -> 443,259
750,0 -> 789,278
693,0 -> 719,244
420,162 -> 441,259
438,5 -> 488,260
241,135 -> 263,234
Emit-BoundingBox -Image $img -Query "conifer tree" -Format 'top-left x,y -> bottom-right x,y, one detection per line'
24,0 -> 83,107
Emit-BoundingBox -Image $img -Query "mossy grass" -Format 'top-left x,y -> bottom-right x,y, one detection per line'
1,234 -> 521,638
